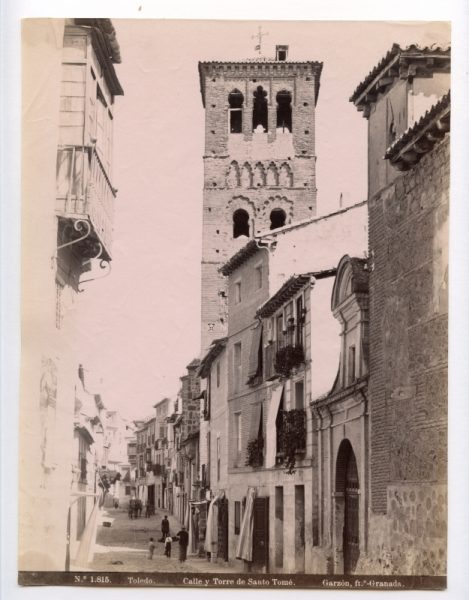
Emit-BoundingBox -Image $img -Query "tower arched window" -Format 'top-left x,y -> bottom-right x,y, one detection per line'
276,90 -> 292,133
228,89 -> 244,134
233,209 -> 250,238
252,86 -> 268,133
270,208 -> 286,230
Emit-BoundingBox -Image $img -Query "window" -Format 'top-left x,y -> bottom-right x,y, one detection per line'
295,380 -> 304,410
348,345 -> 356,384
228,89 -> 244,133
234,281 -> 242,304
234,501 -> 241,534
234,412 -> 242,454
252,86 -> 268,132
233,208 -> 250,238
217,436 -> 221,481
270,208 -> 286,230
216,361 -> 221,387
255,265 -> 263,290
276,45 -> 288,61
296,295 -> 304,346
234,342 -> 242,392
276,90 -> 292,132
78,435 -> 88,483
276,313 -> 284,349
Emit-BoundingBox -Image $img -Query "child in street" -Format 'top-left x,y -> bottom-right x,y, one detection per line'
164,534 -> 172,558
148,537 -> 156,560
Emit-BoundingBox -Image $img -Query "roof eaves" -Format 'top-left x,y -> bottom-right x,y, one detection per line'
350,43 -> 450,115
220,239 -> 264,276
198,338 -> 228,378
384,91 -> 450,170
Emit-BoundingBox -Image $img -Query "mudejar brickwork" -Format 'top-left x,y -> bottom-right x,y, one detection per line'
198,49 -> 323,353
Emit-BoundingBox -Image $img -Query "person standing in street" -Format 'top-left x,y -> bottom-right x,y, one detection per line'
164,534 -> 172,559
148,537 -> 156,560
176,526 -> 189,562
161,515 -> 170,541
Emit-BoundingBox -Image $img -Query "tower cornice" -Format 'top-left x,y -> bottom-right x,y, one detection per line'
198,60 -> 323,108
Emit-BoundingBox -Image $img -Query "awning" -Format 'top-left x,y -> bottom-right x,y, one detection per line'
236,486 -> 257,561
265,384 -> 284,468
248,402 -> 263,441
247,324 -> 263,381
204,490 -> 225,554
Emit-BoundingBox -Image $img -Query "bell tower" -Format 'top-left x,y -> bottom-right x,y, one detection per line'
198,46 -> 323,353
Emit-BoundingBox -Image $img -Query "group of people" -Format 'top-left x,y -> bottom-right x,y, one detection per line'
148,515 -> 189,563
127,497 -> 156,519
127,497 -> 143,519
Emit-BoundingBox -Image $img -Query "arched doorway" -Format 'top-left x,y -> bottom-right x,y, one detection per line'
335,439 -> 359,574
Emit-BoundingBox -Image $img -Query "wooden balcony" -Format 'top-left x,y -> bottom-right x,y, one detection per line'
56,145 -> 116,260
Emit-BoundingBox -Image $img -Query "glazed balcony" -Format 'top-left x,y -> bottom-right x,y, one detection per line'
56,145 -> 116,260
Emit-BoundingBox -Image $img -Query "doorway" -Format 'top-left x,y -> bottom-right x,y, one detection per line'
252,497 -> 269,572
335,439 -> 359,574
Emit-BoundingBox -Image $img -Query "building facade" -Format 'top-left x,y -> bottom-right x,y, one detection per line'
20,18 -> 123,571
349,43 -> 450,575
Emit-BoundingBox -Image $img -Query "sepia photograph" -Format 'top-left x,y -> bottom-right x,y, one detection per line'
7,8 -> 462,594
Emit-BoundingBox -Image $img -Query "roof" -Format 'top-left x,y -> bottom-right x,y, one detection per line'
153,397 -> 171,409
198,59 -> 323,108
257,270 -> 336,318
350,43 -> 450,115
220,239 -> 265,276
186,358 -> 201,370
74,18 -> 124,96
197,338 -> 228,378
384,92 -> 450,171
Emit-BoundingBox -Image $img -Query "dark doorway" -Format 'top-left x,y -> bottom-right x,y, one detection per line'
147,484 -> 155,508
270,208 -> 286,230
233,209 -> 250,238
336,439 -> 360,574
217,497 -> 229,561
252,496 -> 269,572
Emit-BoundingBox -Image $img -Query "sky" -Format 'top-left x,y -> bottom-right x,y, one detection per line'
75,20 -> 450,420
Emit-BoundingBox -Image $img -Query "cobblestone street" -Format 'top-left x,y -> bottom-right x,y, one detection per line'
83,506 -> 242,574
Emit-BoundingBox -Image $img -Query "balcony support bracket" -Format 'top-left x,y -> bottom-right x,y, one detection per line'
51,219 -> 92,268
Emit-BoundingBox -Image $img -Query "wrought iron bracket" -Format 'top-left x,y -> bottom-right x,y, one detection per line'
78,255 -> 111,292
51,219 -> 91,269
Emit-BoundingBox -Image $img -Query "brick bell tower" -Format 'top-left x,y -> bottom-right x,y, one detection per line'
198,45 -> 323,353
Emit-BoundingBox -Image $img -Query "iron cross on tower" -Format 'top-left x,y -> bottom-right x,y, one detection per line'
252,26 -> 268,55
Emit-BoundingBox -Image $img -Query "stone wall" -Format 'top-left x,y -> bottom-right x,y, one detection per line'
357,483 -> 447,576
368,137 -> 449,514
365,135 -> 449,576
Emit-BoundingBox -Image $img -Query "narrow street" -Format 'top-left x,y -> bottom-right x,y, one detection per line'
85,506 -> 242,574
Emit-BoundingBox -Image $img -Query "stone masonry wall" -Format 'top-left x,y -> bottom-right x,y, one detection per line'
368,137 -> 449,514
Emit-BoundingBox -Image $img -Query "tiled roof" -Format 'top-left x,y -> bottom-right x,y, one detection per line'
257,269 -> 336,319
384,92 -> 450,170
198,338 -> 228,379
74,18 -> 124,96
350,43 -> 450,114
186,358 -> 201,370
220,239 -> 264,276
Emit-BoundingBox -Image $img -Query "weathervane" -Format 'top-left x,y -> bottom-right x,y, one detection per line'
252,25 -> 268,56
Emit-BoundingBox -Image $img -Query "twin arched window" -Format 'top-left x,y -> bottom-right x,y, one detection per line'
228,88 -> 293,135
